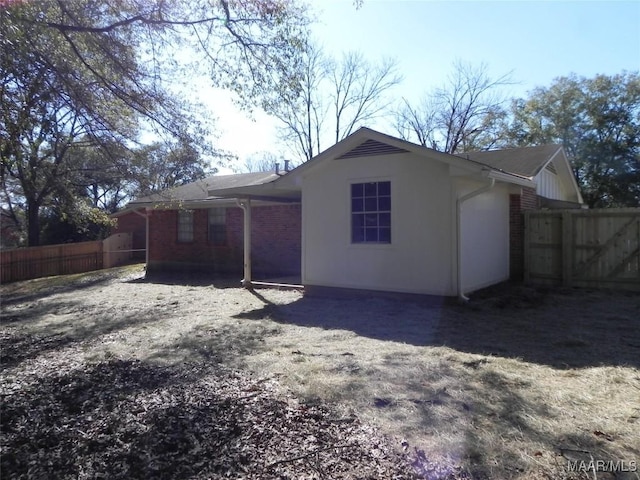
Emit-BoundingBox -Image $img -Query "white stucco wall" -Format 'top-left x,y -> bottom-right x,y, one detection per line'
459,182 -> 511,293
302,152 -> 457,295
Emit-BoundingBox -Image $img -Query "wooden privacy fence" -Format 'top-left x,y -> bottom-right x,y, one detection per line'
524,208 -> 640,291
0,233 -> 133,283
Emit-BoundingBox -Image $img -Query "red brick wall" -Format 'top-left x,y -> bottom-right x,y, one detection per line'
147,204 -> 301,277
249,204 -> 301,276
509,187 -> 540,280
521,186 -> 540,210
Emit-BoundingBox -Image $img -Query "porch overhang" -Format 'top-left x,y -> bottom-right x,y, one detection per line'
206,182 -> 301,290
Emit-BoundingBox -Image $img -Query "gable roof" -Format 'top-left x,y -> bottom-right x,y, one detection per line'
463,144 -> 563,178
121,128 -> 582,208
274,127 -> 535,190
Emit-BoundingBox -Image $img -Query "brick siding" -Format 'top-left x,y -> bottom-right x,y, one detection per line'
147,204 -> 301,278
509,187 -> 540,280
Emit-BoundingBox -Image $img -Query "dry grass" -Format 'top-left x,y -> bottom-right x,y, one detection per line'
1,266 -> 639,479
238,288 -> 640,479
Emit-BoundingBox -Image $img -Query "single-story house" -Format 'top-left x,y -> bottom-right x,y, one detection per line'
114,171 -> 302,278
115,127 -> 583,298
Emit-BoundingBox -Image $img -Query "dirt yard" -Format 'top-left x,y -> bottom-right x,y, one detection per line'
1,264 -> 639,479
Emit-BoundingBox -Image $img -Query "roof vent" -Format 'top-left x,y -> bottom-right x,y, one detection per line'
545,162 -> 557,174
338,139 -> 409,159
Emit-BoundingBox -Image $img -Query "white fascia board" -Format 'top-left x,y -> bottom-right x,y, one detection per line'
451,164 -> 534,187
125,197 -> 241,210
555,149 -> 584,204
539,147 -> 584,204
541,146 -> 562,170
487,170 -> 535,188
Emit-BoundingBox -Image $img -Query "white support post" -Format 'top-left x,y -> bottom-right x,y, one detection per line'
145,208 -> 150,267
237,198 -> 252,288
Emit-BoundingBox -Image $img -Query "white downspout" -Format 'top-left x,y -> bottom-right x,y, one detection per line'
236,198 -> 252,288
456,177 -> 495,302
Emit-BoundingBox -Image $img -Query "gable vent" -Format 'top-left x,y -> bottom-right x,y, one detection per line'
338,139 -> 409,159
545,162 -> 557,174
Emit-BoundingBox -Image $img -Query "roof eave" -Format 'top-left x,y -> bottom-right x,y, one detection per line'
207,179 -> 301,202
487,170 -> 535,188
124,197 -> 245,210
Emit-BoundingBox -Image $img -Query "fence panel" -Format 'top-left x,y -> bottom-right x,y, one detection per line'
0,241 -> 103,283
524,208 -> 640,290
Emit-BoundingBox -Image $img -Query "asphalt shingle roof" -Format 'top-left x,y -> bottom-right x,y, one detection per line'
125,137 -> 565,209
128,172 -> 278,205
463,144 -> 562,178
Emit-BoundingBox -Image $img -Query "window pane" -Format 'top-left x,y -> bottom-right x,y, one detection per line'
352,226 -> 365,243
351,183 -> 364,197
209,207 -> 225,225
177,210 -> 194,243
364,197 -> 377,211
365,228 -> 378,242
352,213 -> 364,227
209,225 -> 226,245
364,182 -> 377,196
379,227 -> 391,243
365,213 -> 377,226
379,212 -> 391,227
209,208 -> 226,245
352,198 -> 364,212
378,196 -> 391,211
378,181 -> 390,195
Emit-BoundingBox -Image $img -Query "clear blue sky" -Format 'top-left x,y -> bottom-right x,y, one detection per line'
213,0 -> 640,170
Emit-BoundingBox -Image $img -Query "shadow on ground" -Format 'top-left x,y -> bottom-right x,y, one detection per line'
235,284 -> 640,369
2,270 -> 637,480
236,287 -> 639,479
129,270 -> 243,289
0,269 -> 130,306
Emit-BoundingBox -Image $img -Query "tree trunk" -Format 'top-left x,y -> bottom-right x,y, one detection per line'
26,200 -> 41,247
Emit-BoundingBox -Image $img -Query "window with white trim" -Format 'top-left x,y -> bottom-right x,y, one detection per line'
208,207 -> 226,246
351,181 -> 391,243
177,209 -> 194,243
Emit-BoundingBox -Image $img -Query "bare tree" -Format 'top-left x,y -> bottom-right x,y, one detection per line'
243,151 -> 278,173
395,60 -> 512,153
331,52 -> 401,143
270,43 -> 402,161
268,44 -> 328,161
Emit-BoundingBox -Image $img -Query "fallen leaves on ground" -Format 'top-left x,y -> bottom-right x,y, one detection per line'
1,355 -> 439,479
